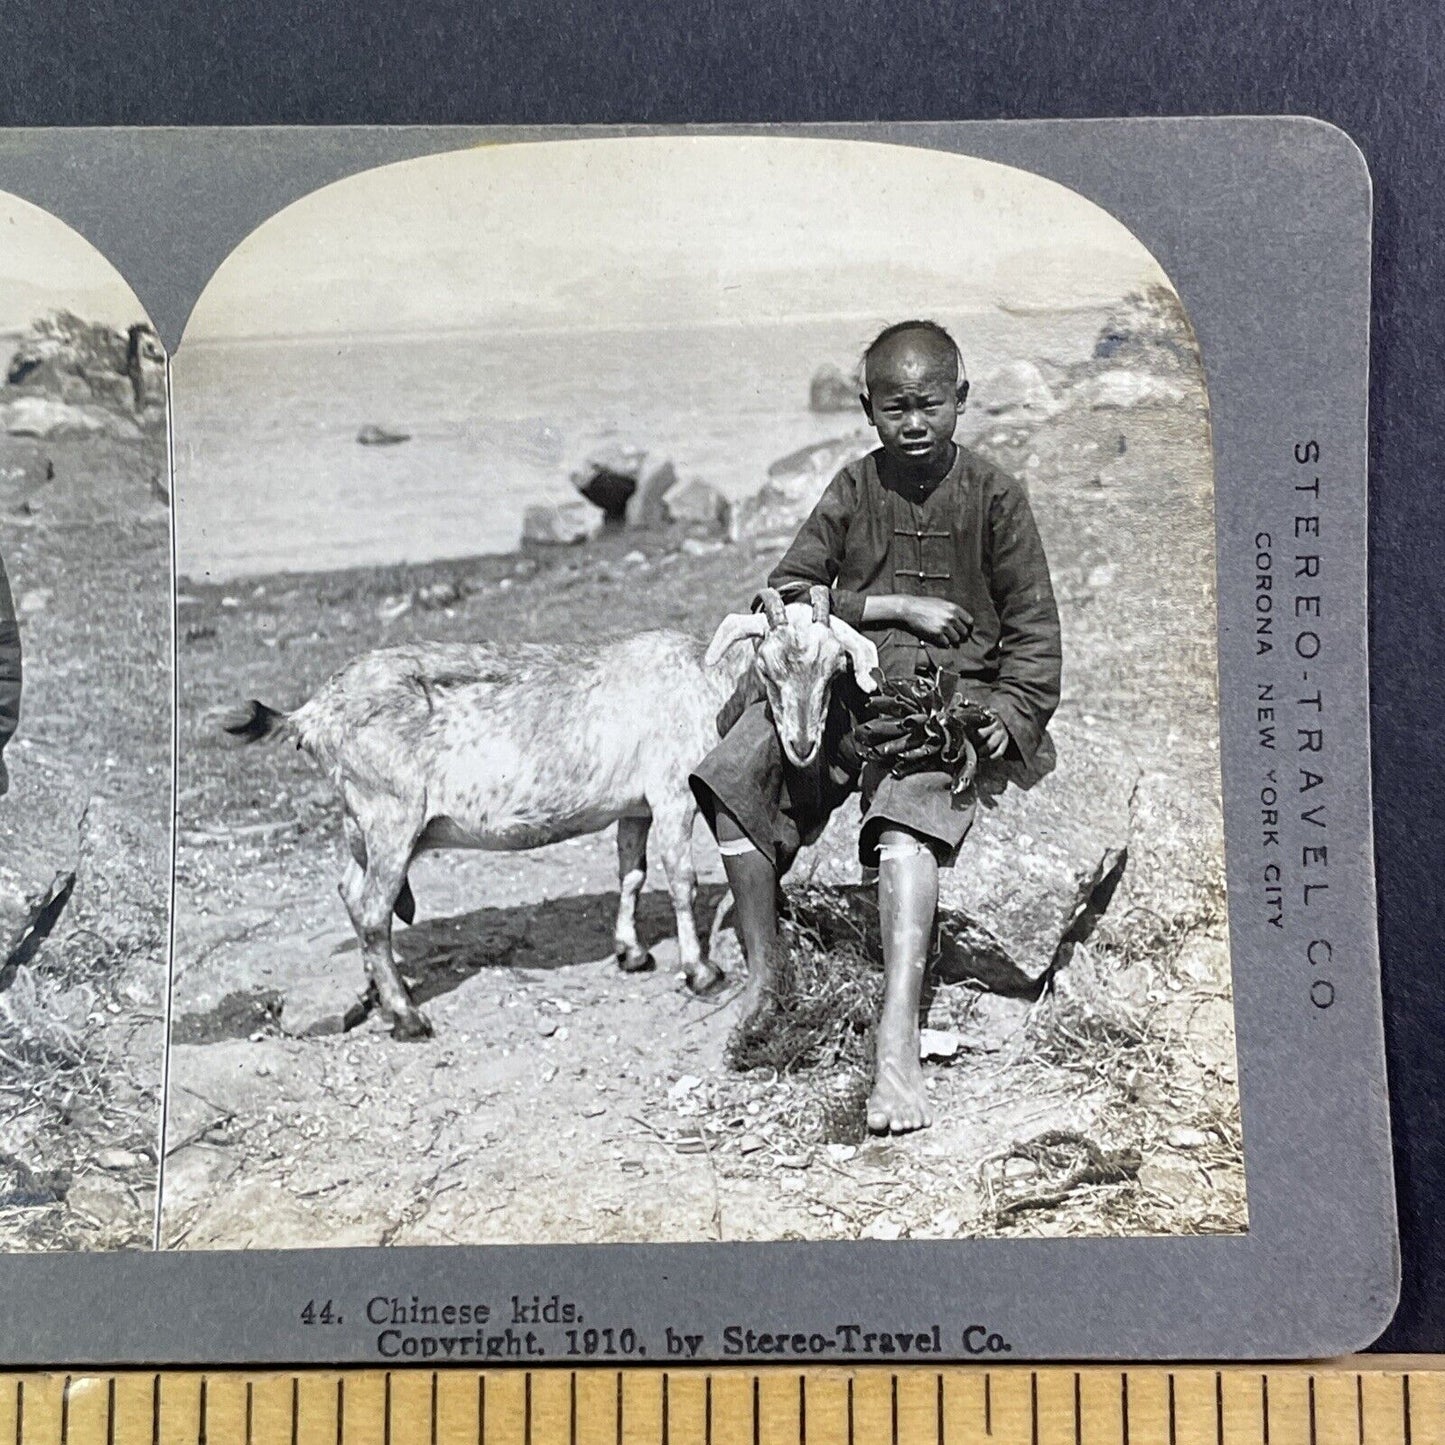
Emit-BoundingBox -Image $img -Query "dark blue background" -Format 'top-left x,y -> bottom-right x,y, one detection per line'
3,0 -> 1441,1353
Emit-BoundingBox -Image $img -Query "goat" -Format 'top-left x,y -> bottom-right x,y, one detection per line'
221,584 -> 878,1039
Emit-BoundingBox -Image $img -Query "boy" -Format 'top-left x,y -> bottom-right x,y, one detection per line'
0,550 -> 18,796
691,320 -> 1061,1134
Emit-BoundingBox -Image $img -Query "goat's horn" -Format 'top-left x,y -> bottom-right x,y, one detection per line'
809,585 -> 831,624
757,587 -> 788,628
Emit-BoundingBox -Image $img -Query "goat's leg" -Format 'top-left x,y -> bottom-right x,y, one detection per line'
340,812 -> 415,933
614,816 -> 655,973
342,794 -> 431,1040
651,796 -> 720,995
338,812 -> 374,992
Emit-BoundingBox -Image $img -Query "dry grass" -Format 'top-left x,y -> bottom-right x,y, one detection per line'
722,889 -> 888,1144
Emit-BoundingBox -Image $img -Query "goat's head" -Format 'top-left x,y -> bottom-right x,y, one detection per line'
705,584 -> 879,768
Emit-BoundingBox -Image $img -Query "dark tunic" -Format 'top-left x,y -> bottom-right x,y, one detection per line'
767,444 -> 1061,762
0,554 -> 19,755
688,444 -> 1061,871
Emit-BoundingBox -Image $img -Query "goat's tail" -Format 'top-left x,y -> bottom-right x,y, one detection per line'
218,698 -> 291,743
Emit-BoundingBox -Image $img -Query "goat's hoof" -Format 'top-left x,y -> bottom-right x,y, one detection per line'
390,1009 -> 433,1041
685,961 -> 727,997
615,945 -> 655,974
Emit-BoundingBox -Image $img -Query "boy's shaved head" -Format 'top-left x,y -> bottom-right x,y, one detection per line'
862,320 -> 966,397
859,319 -> 969,476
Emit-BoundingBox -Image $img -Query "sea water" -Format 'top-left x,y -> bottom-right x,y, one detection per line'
172,311 -> 1105,582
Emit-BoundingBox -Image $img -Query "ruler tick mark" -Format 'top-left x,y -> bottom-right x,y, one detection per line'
290,1378 -> 299,1445
935,1374 -> 944,1445
846,1378 -> 854,1445
13,1380 -> 21,1445
477,1374 -> 485,1445
106,1379 -> 115,1445
246,1383 -> 254,1445
984,1375 -> 992,1437
752,1376 -> 759,1445
1262,1373 -> 1270,1445
662,1375 -> 669,1445
569,1374 -> 577,1445
1168,1373 -> 1176,1445
704,1377 -> 711,1445
199,1378 -> 208,1445
1030,1373 -> 1038,1445
1308,1376 -> 1317,1445
384,1375 -> 391,1445
61,1377 -> 71,1445
1215,1372 -> 1223,1445
150,1376 -> 160,1445
799,1373 -> 806,1445
1120,1373 -> 1130,1445
334,1377 -> 343,1445
891,1375 -> 899,1445
1073,1373 -> 1081,1445
1403,1374 -> 1413,1445
430,1375 -> 438,1445
1355,1375 -> 1364,1445
524,1374 -> 532,1445
614,1374 -> 622,1445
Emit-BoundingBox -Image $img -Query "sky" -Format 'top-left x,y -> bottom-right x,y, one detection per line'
0,191 -> 149,333
184,136 -> 1170,344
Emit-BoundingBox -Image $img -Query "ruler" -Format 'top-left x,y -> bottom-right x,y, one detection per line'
1,1362 -> 1439,1445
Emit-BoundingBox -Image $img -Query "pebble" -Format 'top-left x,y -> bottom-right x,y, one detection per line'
668,1074 -> 702,1102
1166,1127 -> 1213,1150
97,1149 -> 145,1172
738,1135 -> 765,1155
536,1017 -> 558,1037
919,1028 -> 959,1060
862,1217 -> 905,1241
581,1104 -> 607,1119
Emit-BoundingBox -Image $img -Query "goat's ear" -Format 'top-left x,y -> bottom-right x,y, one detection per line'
705,612 -> 769,666
828,616 -> 880,692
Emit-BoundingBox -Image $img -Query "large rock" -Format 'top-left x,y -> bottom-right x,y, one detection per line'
1,396 -> 140,440
663,477 -> 731,532
521,500 -> 603,546
625,459 -> 679,530
1068,370 -> 1188,411
809,363 -> 861,413
788,716 -> 1137,992
766,432 -> 875,495
980,360 -> 1060,418
572,444 -> 648,525
731,433 -> 875,544
1089,286 -> 1200,375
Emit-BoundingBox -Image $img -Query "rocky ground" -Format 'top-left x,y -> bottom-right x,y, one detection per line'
164,294 -> 1246,1248
0,396 -> 171,1251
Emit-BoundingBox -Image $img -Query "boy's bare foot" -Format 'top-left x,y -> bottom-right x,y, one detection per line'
867,1020 -> 932,1134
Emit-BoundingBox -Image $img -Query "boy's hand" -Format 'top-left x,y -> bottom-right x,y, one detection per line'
894,597 -> 973,645
978,717 -> 1010,759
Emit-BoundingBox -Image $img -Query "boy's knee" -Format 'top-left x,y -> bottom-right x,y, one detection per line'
712,802 -> 750,846
875,826 -> 936,864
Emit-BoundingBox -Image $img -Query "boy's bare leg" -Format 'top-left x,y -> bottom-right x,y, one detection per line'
869,827 -> 937,1134
713,805 -> 779,1026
